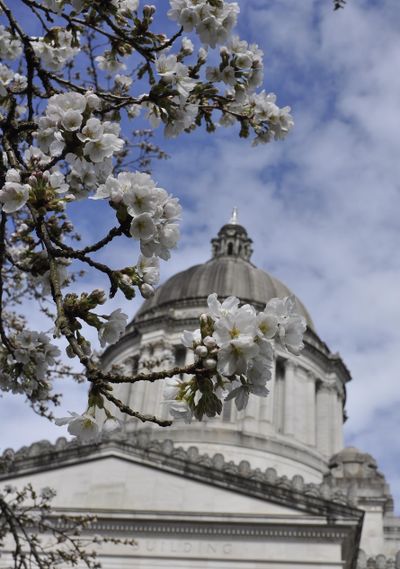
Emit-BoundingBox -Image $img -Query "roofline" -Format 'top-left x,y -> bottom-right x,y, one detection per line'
1,433 -> 363,523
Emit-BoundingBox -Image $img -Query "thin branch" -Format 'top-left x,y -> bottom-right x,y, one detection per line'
99,388 -> 172,427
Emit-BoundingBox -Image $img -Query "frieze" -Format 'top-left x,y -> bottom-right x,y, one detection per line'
55,517 -> 352,542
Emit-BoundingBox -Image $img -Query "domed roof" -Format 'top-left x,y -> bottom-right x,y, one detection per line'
135,214 -> 314,330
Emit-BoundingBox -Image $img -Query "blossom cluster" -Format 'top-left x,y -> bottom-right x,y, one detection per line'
0,0 -> 297,438
206,35 -> 264,93
0,24 -> 22,60
33,28 -> 80,71
93,171 -> 182,260
44,0 -> 139,17
156,53 -> 196,102
168,0 -> 239,48
37,91 -> 123,161
0,330 -> 60,399
0,64 -> 27,97
164,294 -> 306,421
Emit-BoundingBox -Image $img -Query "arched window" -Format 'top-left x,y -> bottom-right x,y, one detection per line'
274,358 -> 285,433
131,355 -> 139,375
227,242 -> 233,255
174,345 -> 186,379
222,398 -> 232,422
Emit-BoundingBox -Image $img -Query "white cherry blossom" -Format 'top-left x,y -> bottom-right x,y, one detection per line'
217,337 -> 259,376
130,213 -> 156,240
182,329 -> 201,348
139,283 -> 155,298
84,132 -> 124,162
264,296 -> 306,355
0,170 -> 30,213
98,309 -> 128,347
137,254 -> 160,285
13,331 -> 61,381
55,411 -> 101,442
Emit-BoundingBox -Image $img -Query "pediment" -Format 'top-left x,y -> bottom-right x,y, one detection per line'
4,452 -> 302,517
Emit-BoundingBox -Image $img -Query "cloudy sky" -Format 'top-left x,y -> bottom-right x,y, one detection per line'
2,0 -> 400,509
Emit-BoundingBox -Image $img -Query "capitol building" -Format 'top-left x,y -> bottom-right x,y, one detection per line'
1,217 -> 400,568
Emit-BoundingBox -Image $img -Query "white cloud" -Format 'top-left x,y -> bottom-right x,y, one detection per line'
154,0 -> 400,508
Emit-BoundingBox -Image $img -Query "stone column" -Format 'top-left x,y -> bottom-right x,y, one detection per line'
152,340 -> 174,419
315,380 -> 339,456
283,360 -> 297,436
113,356 -> 134,424
258,359 -> 275,432
302,370 -> 316,446
242,392 -> 258,434
138,342 -> 157,416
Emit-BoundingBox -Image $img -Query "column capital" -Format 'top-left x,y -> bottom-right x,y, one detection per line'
284,359 -> 298,373
305,369 -> 318,382
317,377 -> 344,398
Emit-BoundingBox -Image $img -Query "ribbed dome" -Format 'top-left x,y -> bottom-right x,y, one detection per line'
135,220 -> 314,330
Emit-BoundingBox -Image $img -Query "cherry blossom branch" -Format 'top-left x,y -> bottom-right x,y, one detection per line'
0,0 -> 55,96
98,362 -> 199,385
98,387 -> 172,427
47,235 -> 119,296
55,225 -> 124,256
0,213 -> 15,353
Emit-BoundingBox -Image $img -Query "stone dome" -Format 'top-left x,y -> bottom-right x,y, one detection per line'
104,213 -> 350,484
135,219 -> 314,330
328,446 -> 380,478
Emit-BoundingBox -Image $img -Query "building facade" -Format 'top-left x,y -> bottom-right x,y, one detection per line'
1,218 -> 399,568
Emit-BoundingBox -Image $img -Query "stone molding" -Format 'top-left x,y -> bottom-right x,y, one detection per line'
0,432 -> 363,520
55,516 -> 353,541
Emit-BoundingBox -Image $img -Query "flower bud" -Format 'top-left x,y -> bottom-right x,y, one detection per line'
195,345 -> 208,358
143,4 -> 156,17
203,358 -> 217,370
66,345 -> 75,359
203,335 -> 217,348
80,339 -> 91,356
140,283 -> 155,299
198,47 -> 207,61
85,92 -> 101,110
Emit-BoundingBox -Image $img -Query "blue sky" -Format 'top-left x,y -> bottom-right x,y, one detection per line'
2,0 -> 400,509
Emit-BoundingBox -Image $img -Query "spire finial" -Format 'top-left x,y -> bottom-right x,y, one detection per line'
230,207 -> 238,225
211,211 -> 253,261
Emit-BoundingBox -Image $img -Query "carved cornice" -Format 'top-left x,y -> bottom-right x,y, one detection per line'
106,309 -> 351,389
0,432 -> 363,521
357,550 -> 400,569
